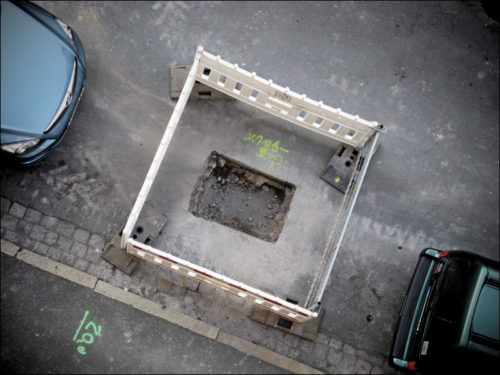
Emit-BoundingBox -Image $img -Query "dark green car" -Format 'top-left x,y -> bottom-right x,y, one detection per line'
390,248 -> 499,372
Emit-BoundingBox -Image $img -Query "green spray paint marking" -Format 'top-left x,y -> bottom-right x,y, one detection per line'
243,133 -> 290,172
73,310 -> 89,341
73,310 -> 102,355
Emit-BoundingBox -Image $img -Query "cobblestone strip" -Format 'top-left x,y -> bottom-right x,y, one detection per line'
0,197 -> 398,374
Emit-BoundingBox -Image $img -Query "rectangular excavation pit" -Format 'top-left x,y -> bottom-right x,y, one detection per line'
189,152 -> 295,243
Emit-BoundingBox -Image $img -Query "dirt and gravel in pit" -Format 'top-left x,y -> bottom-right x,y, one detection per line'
189,152 -> 295,242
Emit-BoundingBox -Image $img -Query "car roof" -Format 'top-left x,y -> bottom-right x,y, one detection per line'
460,257 -> 499,356
472,282 -> 499,342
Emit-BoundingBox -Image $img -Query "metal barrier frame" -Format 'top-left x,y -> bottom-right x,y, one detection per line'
121,46 -> 382,323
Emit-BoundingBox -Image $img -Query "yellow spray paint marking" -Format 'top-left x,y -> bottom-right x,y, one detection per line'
243,133 -> 290,173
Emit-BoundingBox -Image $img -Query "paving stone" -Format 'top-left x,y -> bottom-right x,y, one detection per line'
316,332 -> 330,345
3,229 -> 19,243
271,335 -> 292,356
134,264 -> 151,280
288,348 -> 300,360
47,247 -> 63,261
60,252 -> 77,267
73,257 -> 90,272
182,276 -> 200,292
129,268 -> 141,282
198,281 -> 215,297
336,353 -> 358,374
370,366 -> 384,374
16,220 -> 33,236
356,349 -> 384,367
329,337 -> 344,351
343,343 -> 356,356
85,247 -> 102,263
88,234 -> 105,250
312,342 -> 330,362
353,358 -> 372,374
213,287 -> 229,304
18,236 -> 35,250
327,347 -> 343,366
297,338 -> 315,356
225,293 -> 246,311
99,265 -> 116,281
166,283 -> 187,298
24,209 -> 42,224
111,269 -> 133,289
96,257 -> 113,270
40,215 -> 59,229
56,221 -> 75,238
87,263 -> 114,281
156,276 -> 173,294
1,197 -> 12,215
140,285 -> 158,298
97,258 -> 113,270
163,268 -> 184,285
381,364 -> 397,374
70,242 -> 87,257
283,333 -> 300,348
240,300 -> 256,316
184,289 -> 201,305
97,258 -> 113,272
9,202 -> 26,219
30,225 -> 47,241
134,267 -> 156,286
154,292 -> 169,307
125,283 -> 143,296
182,293 -> 195,307
73,228 -> 90,243
2,215 -> 18,231
294,340 -> 314,365
194,294 -> 214,311
43,231 -> 59,246
56,236 -> 73,252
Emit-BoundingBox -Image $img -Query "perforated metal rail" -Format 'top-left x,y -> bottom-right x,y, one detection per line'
305,132 -> 380,310
127,239 -> 317,323
196,50 -> 380,149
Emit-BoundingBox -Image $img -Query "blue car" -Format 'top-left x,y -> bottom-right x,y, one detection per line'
1,0 -> 86,165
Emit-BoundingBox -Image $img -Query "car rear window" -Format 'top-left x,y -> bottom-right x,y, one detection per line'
422,257 -> 476,357
433,257 -> 476,332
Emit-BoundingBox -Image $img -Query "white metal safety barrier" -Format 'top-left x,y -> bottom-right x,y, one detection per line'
121,46 -> 382,323
127,239 -> 318,323
196,50 -> 382,149
305,132 -> 380,310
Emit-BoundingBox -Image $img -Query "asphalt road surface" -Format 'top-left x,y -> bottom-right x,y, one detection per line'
1,0 -> 498,359
1,253 -> 287,374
